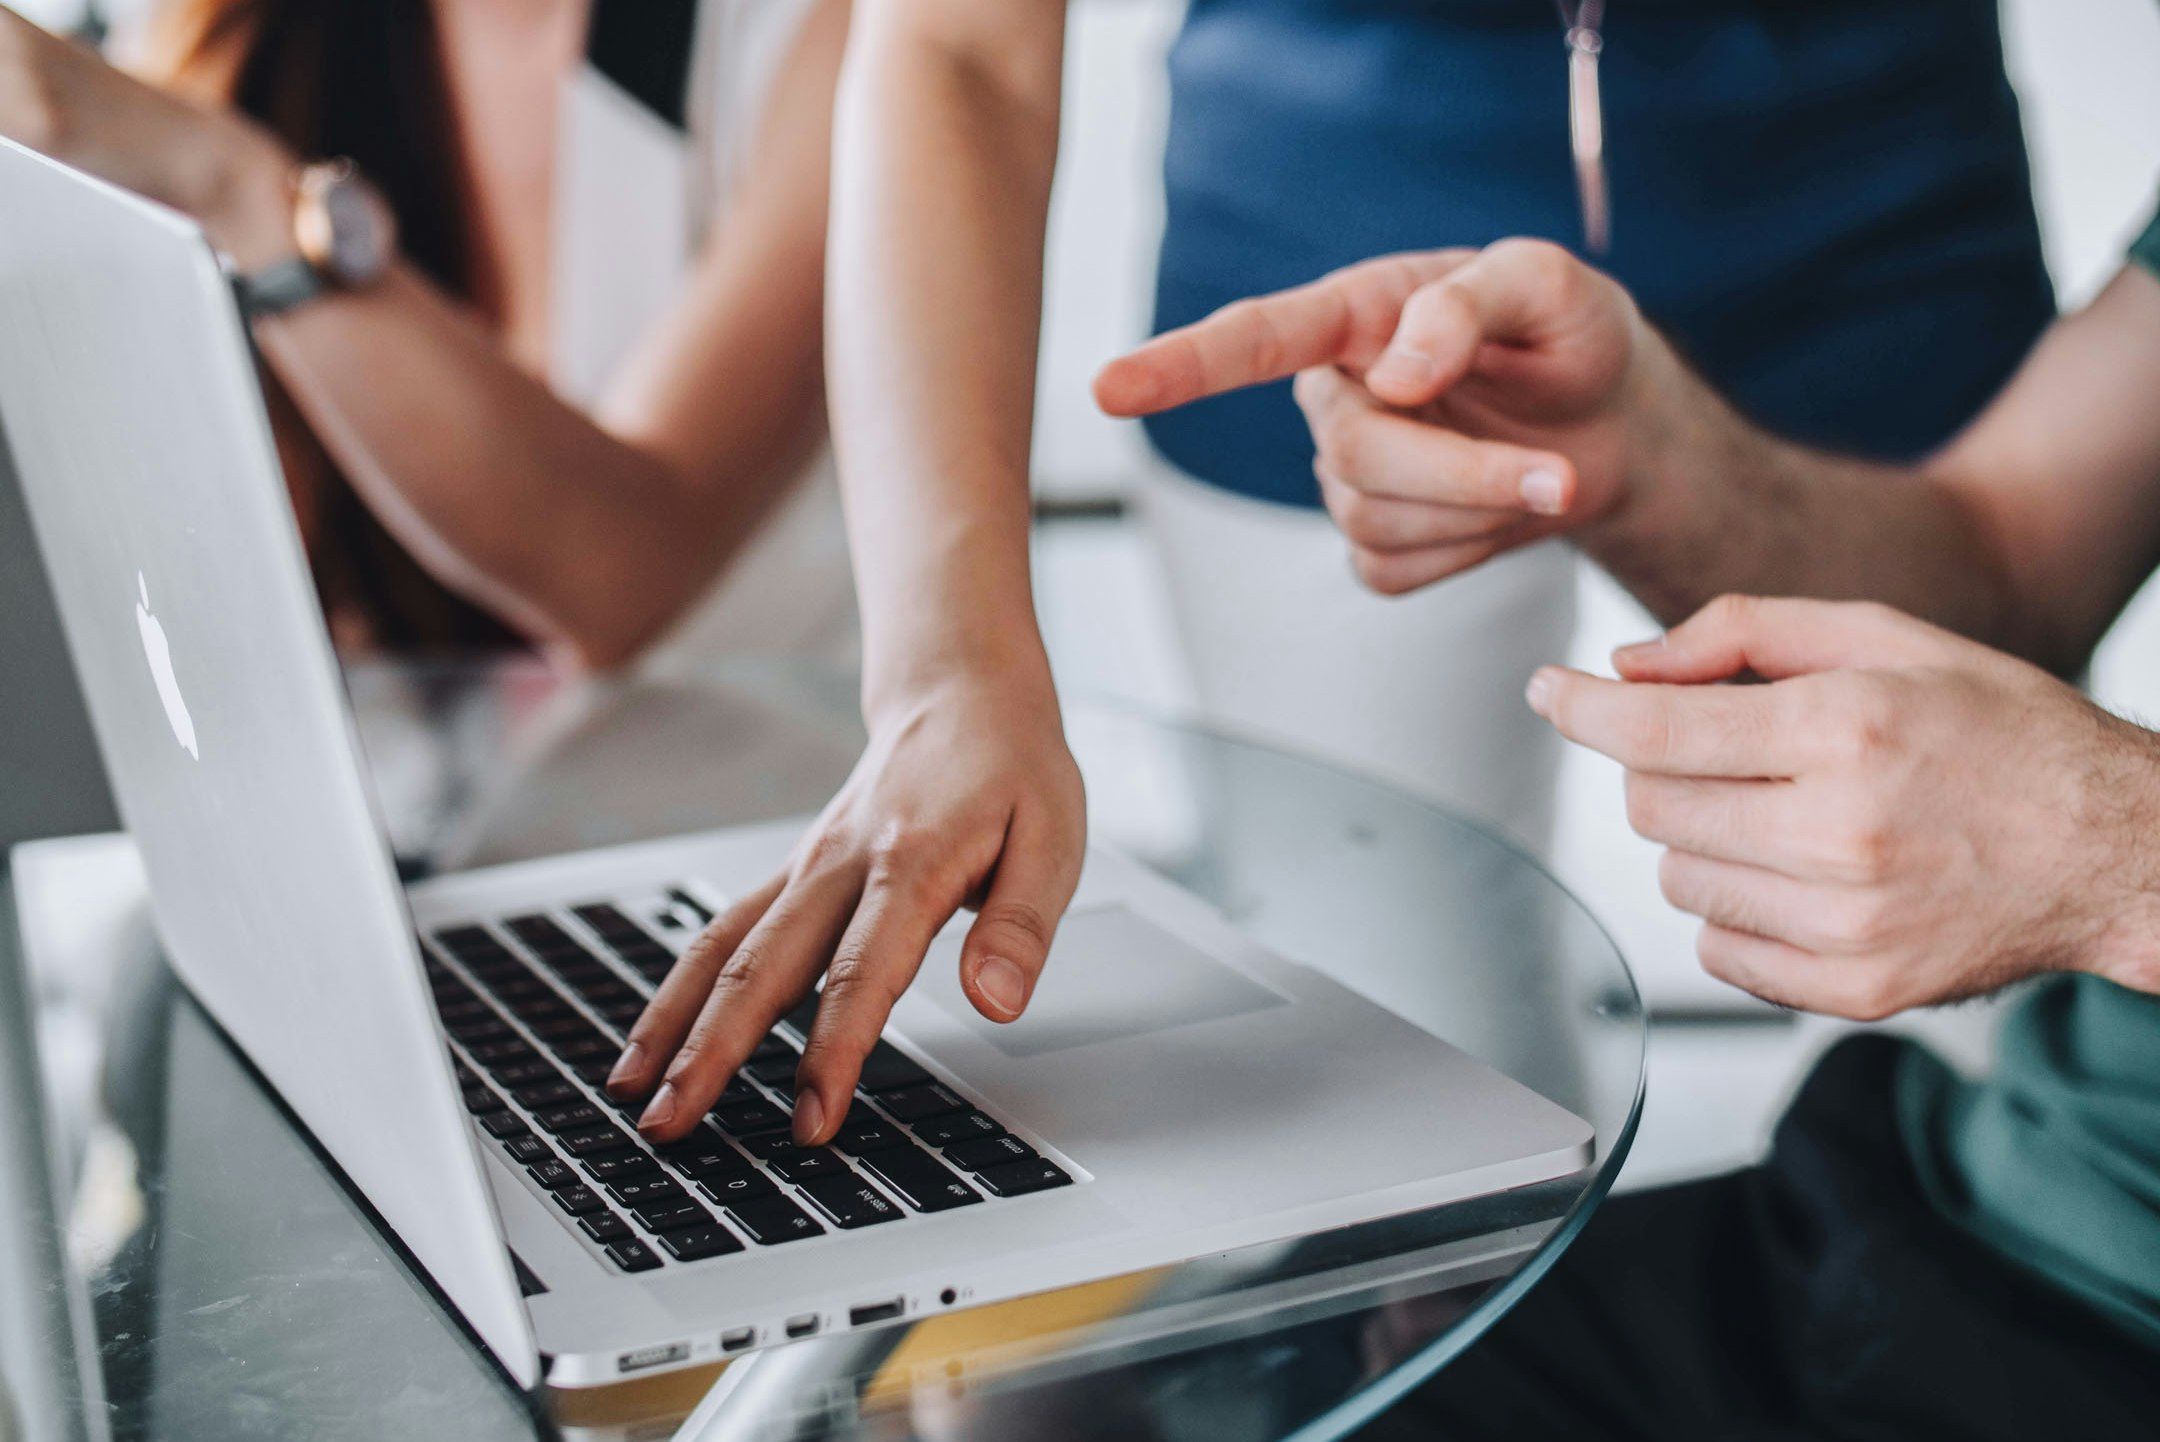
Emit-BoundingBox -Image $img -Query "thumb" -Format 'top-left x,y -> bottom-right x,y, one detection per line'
1613,596 -> 1948,684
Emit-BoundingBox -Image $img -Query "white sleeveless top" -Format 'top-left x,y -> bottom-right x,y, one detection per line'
552,0 -> 856,676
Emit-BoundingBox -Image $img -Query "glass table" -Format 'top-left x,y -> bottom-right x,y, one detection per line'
1,659 -> 1644,1442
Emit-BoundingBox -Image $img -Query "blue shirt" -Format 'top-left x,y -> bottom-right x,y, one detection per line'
1146,0 -> 2056,506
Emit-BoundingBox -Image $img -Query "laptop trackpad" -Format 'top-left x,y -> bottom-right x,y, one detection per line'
918,905 -> 1286,1059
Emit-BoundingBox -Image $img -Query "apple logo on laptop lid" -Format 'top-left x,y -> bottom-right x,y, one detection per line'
136,572 -> 198,760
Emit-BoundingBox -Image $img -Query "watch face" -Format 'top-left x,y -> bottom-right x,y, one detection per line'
295,163 -> 394,288
320,179 -> 390,284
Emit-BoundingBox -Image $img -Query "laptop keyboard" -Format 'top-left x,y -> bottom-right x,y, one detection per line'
421,889 -> 1073,1275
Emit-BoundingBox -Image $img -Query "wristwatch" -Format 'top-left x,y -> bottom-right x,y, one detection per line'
234,159 -> 396,319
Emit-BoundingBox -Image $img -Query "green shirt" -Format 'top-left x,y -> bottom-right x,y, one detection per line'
1895,205 -> 2160,1347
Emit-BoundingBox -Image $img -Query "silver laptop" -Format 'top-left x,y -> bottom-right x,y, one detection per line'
0,139 -> 1591,1390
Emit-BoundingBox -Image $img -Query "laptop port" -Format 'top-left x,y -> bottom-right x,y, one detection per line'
719,1327 -> 756,1353
784,1313 -> 821,1339
849,1298 -> 905,1328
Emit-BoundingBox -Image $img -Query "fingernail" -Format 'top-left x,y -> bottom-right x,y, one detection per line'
1520,468 -> 1567,516
637,1081 -> 677,1133
606,1041 -> 645,1093
1369,344 -> 1436,392
1525,669 -> 1557,716
976,956 -> 1028,1019
793,1089 -> 826,1145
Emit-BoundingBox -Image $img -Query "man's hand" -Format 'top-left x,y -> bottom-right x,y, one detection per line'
1528,595 -> 2160,1017
0,7 -> 293,265
607,673 -> 1086,1145
1095,240 -> 1663,594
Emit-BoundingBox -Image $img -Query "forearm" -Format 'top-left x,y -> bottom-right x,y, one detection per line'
1572,333 -> 2041,662
256,269 -> 818,669
827,5 -> 1065,720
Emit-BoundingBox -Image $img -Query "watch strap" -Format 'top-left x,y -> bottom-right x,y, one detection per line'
235,257 -> 330,319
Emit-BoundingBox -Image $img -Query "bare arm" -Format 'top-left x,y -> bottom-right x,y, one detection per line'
0,1 -> 844,669
1580,263 -> 2160,673
605,1 -> 1091,1147
253,1 -> 849,669
1099,240 -> 2160,674
826,0 -> 1066,713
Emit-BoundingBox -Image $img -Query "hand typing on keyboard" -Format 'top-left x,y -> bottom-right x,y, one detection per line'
604,676 -> 1086,1146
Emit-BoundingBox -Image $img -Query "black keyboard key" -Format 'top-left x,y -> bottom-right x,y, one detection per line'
798,1175 -> 902,1229
468,1039 -> 542,1070
433,925 -> 497,954
604,1240 -> 661,1273
527,1159 -> 579,1191
599,999 -> 646,1028
492,1059 -> 559,1088
750,1034 -> 796,1063
528,1013 -> 597,1043
657,1225 -> 744,1262
438,999 -> 494,1027
943,1135 -> 1038,1173
760,1145 -> 849,1183
713,1099 -> 789,1137
782,995 -> 822,1038
667,887 -> 715,924
857,1040 -> 933,1095
558,1125 -> 638,1158
976,1158 -> 1074,1197
696,1171 -> 780,1206
579,1151 -> 662,1186
478,1111 -> 531,1141
570,1059 -> 618,1086
745,1053 -> 798,1086
860,1146 -> 983,1213
724,1195 -> 824,1245
555,1035 -> 616,1063
878,1083 -> 966,1123
461,1083 -> 500,1114
655,1137 -> 756,1182
571,902 -> 642,936
553,1184 -> 607,1216
506,914 -> 573,947
606,1175 -> 689,1211
502,1134 -> 553,1166
579,1212 -> 631,1244
512,1080 -> 581,1110
912,1109 -> 1006,1149
447,1016 -> 513,1046
834,1115 -> 909,1156
633,1202 -> 711,1234
534,1104 -> 608,1135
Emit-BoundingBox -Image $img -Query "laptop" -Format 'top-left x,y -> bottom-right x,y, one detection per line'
0,139 -> 1593,1391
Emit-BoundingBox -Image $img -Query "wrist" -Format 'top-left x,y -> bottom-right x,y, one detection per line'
861,627 -> 1058,733
191,123 -> 300,271
1576,317 -> 1720,554
2087,720 -> 2160,997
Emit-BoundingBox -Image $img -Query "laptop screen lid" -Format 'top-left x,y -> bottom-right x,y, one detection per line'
0,141 -> 537,1388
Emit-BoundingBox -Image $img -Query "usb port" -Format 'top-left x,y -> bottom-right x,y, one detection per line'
849,1298 -> 905,1328
720,1327 -> 756,1353
784,1313 -> 821,1339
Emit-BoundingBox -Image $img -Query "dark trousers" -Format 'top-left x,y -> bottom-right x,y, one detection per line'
1363,1036 -> 2160,1442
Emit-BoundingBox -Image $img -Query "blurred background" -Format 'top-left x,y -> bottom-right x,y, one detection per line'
4,0 -> 2159,1188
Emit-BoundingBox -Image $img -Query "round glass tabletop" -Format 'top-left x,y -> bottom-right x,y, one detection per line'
1,659 -> 1643,1442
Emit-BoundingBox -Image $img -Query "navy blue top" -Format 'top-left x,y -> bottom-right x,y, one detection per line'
1145,0 -> 2056,507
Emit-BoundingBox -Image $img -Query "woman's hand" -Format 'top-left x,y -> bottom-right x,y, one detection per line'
0,7 -> 292,264
608,671 -> 1087,1146
1529,595 -> 2160,1017
1096,239 -> 1670,595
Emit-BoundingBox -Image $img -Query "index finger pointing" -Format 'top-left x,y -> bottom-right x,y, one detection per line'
1526,667 -> 1811,778
1093,250 -> 1473,416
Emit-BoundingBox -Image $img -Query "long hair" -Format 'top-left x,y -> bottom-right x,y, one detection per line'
137,0 -> 519,651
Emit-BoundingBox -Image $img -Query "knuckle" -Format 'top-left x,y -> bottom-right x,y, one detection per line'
977,898 -> 1055,958
1703,592 -> 1756,631
1625,702 -> 1679,769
